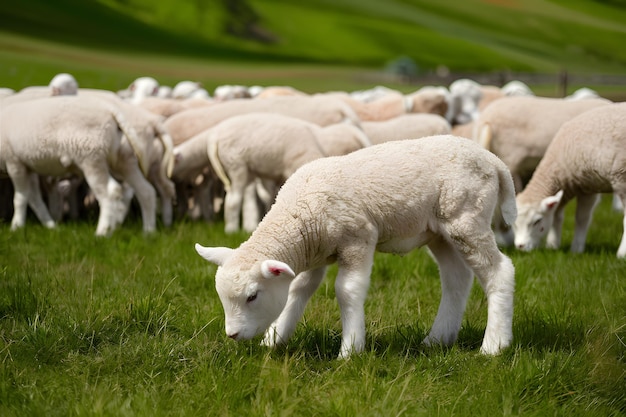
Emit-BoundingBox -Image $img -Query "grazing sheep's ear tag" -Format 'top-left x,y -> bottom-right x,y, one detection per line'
261,260 -> 295,280
541,190 -> 564,212
195,244 -> 234,266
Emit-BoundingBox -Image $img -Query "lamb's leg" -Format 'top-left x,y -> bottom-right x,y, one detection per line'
80,161 -> 124,236
115,162 -> 157,233
242,181 -> 261,233
262,266 -> 327,348
546,205 -> 565,249
9,164 -> 55,230
335,244 -> 375,359
449,220 -> 514,355
571,193 -> 601,253
616,193 -> 626,258
223,183 -> 245,233
423,237 -> 474,348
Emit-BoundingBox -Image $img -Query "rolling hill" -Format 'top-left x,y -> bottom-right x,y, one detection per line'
1,0 -> 626,92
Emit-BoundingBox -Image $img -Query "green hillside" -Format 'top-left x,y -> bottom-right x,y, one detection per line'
2,0 -> 626,92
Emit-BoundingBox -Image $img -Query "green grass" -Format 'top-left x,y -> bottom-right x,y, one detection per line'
0,196 -> 624,416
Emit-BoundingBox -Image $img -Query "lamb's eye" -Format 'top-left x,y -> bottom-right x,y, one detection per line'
246,293 -> 258,303
532,218 -> 542,227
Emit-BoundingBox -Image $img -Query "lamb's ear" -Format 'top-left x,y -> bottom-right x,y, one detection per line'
540,190 -> 564,213
195,244 -> 234,266
260,260 -> 295,280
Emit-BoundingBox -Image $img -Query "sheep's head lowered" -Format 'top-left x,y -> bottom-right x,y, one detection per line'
195,244 -> 295,341
514,190 -> 563,251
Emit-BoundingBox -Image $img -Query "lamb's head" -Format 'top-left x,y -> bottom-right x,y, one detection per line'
514,190 -> 563,251
195,244 -> 296,341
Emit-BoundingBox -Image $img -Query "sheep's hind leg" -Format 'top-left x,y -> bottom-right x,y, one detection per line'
115,162 -> 157,233
223,184 -> 245,233
81,161 -> 125,236
450,224 -> 515,355
616,192 -> 626,258
262,266 -> 327,348
9,165 -> 55,230
571,193 -> 601,253
423,236 -> 474,349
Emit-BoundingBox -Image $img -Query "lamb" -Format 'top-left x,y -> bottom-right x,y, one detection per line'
514,102 -> 626,258
195,135 -> 516,359
475,95 -> 611,192
196,113 -> 367,232
164,95 -> 362,145
1,95 -> 150,236
80,88 -> 177,226
361,113 -> 451,145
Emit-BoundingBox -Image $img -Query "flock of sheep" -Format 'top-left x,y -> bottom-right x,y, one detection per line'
2,73 -> 624,358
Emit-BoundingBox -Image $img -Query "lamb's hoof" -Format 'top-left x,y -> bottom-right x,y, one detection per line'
261,327 -> 282,348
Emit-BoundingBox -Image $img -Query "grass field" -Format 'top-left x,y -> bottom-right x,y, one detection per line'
0,196 -> 624,416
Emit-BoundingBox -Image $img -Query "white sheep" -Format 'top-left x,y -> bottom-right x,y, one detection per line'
164,95 -> 362,145
213,85 -> 251,101
514,102 -> 626,258
49,73 -> 79,95
361,113 -> 451,145
191,113 -> 366,233
475,95 -> 611,191
335,86 -> 448,121
1,95 -> 150,236
80,88 -> 177,226
196,135 -> 516,358
125,76 -> 159,104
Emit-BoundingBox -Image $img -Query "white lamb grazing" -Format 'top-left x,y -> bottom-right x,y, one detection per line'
164,95 -> 361,145
475,95 -> 611,191
514,102 -> 626,258
196,135 -> 516,359
313,123 -> 371,156
1,95 -> 149,236
361,113 -> 451,145
125,76 -> 159,104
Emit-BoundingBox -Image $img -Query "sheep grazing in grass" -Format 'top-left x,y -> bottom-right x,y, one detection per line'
196,135 -> 516,359
514,102 -> 626,258
1,95 -> 150,236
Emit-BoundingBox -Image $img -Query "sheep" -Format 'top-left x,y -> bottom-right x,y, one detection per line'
361,113 -> 451,145
213,85 -> 251,101
191,113 -> 367,233
1,95 -> 151,236
195,135 -> 516,359
335,86 -> 448,121
136,96 -> 214,118
80,88 -> 177,226
446,78 -> 533,126
164,95 -> 362,145
514,102 -> 626,258
475,95 -> 612,192
172,81 -> 209,99
125,76 -> 159,104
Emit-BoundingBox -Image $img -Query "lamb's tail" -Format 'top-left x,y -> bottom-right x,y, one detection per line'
207,136 -> 231,192
112,111 -> 151,177
477,121 -> 493,150
496,162 -> 517,227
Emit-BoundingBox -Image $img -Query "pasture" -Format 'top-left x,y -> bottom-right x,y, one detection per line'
0,196 -> 624,416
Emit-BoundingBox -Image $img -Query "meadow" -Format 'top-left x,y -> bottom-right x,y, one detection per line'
1,1 -> 626,415
0,195 -> 624,416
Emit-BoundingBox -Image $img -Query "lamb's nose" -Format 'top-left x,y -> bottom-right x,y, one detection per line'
228,332 -> 239,340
